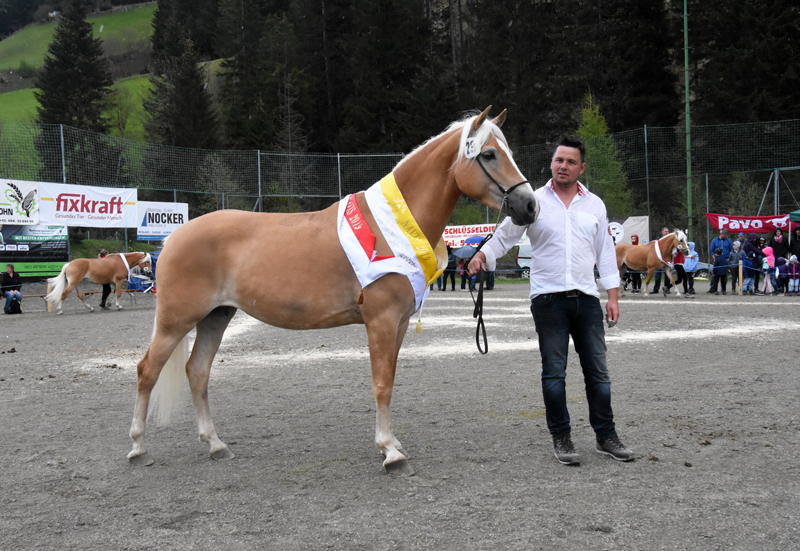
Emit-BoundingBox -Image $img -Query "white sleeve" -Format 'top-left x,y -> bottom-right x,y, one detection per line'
481,217 -> 528,271
594,207 -> 621,291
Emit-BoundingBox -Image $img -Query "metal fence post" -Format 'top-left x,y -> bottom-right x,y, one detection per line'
644,125 -> 650,239
59,124 -> 66,183
337,153 -> 342,200
257,150 -> 263,212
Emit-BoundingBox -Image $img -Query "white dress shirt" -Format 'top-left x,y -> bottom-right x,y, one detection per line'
481,180 -> 620,298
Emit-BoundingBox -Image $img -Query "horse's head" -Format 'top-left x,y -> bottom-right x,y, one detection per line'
451,107 -> 539,227
673,229 -> 690,254
137,252 -> 153,276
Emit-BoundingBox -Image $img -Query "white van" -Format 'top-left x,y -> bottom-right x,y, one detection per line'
516,244 -> 531,279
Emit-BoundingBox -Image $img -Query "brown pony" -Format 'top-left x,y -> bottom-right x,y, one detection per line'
616,230 -> 689,296
45,252 -> 152,313
127,107 -> 539,477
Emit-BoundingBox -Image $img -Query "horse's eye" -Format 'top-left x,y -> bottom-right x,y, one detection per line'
481,150 -> 496,161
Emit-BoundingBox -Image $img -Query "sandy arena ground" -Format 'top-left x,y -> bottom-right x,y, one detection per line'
1,280 -> 799,550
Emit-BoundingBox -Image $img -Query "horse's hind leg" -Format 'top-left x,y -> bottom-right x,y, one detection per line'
187,307 -> 237,460
128,329 -> 188,465
74,286 -> 94,312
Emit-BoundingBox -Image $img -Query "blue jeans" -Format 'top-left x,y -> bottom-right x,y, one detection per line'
4,290 -> 21,308
530,293 -> 616,440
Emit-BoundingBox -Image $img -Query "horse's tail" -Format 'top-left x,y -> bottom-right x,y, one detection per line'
45,263 -> 69,307
148,325 -> 191,427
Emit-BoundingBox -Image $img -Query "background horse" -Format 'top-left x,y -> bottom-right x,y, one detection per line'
616,230 -> 689,296
46,252 -> 152,314
128,107 -> 539,477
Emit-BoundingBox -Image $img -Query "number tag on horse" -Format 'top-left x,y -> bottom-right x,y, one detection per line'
465,138 -> 480,159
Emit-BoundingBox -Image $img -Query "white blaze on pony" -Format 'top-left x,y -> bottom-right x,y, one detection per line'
45,252 -> 152,314
127,107 -> 539,476
615,230 -> 690,297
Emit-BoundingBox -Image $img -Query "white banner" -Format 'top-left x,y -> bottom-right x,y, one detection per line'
443,223 -> 529,247
137,201 -> 188,240
39,182 -> 138,227
0,179 -> 40,225
608,216 -> 650,245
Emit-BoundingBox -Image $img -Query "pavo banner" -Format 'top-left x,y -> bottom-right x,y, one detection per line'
0,179 -> 39,225
39,182 -> 137,227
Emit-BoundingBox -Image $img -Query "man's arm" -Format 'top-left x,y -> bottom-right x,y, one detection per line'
467,217 -> 527,275
606,288 -> 619,324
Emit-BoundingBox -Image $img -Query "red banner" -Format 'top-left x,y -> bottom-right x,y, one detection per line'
705,213 -> 793,233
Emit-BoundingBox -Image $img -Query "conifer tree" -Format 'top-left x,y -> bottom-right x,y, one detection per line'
34,0 -> 113,132
144,5 -> 219,149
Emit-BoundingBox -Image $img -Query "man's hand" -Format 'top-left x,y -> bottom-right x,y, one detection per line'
467,251 -> 487,276
606,288 -> 620,325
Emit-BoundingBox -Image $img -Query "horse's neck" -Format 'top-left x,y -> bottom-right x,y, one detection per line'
659,236 -> 675,256
392,132 -> 462,244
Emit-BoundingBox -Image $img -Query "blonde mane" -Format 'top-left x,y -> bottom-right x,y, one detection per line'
395,112 -> 508,170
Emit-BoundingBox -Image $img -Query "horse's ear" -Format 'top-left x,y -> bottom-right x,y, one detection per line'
471,106 -> 492,134
491,109 -> 507,128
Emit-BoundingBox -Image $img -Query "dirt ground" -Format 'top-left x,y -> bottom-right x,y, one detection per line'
2,280 -> 799,550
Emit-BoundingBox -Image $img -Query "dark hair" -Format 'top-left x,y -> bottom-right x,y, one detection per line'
554,136 -> 586,164
6,263 -> 13,271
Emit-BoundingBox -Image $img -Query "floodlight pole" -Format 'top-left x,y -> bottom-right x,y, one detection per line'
683,0 -> 693,239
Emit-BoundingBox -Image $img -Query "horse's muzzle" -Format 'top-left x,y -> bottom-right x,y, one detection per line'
507,191 -> 539,226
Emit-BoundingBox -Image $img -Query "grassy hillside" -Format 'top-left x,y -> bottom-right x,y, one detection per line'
0,74 -> 152,139
0,2 -> 156,73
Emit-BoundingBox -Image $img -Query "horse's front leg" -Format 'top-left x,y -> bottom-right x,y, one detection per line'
665,267 -> 681,296
113,278 -> 124,309
643,268 -> 656,296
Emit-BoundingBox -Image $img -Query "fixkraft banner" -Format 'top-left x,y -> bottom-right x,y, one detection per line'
0,179 -> 40,225
705,213 -> 792,233
443,224 -> 530,247
137,201 -> 188,240
39,182 -> 137,227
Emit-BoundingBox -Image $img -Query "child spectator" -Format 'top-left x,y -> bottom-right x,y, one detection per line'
711,247 -> 728,295
758,246 -> 776,295
787,255 -> 800,296
742,256 -> 756,295
727,241 -> 746,294
683,241 -> 699,295
776,257 -> 789,295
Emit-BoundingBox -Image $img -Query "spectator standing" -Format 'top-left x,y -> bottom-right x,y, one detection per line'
628,234 -> 642,293
787,255 -> 800,296
728,241 -> 746,294
768,228 -> 789,260
711,248 -> 728,295
442,246 -> 456,291
2,263 -> 22,313
743,233 -> 763,291
710,230 -> 733,262
776,257 -> 789,295
683,241 -> 699,295
742,256 -> 756,295
673,246 -> 691,298
789,227 -> 800,260
758,246 -> 776,295
459,260 -> 469,291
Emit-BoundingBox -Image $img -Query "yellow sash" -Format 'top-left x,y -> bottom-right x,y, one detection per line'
378,173 -> 447,285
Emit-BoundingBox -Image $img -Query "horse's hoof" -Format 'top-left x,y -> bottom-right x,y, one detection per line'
89,307 -> 94,312
384,458 -> 415,477
128,452 -> 154,466
210,447 -> 235,461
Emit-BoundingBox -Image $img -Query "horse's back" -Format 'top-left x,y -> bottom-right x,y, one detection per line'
156,206 -> 366,330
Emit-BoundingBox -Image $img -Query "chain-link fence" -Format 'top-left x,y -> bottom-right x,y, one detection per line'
1,118 -> 799,259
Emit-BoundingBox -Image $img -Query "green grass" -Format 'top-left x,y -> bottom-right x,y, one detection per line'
0,2 -> 156,72
0,87 -> 38,121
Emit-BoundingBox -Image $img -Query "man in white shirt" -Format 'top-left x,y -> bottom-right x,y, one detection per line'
468,136 -> 633,465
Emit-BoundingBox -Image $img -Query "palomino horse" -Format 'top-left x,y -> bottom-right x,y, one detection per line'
127,107 -> 539,476
616,230 -> 690,296
46,252 -> 152,313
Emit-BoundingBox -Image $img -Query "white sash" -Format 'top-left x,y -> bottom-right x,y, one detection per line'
117,253 -> 131,282
653,238 -> 674,269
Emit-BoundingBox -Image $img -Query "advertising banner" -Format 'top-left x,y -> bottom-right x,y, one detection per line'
137,201 -> 189,241
0,224 -> 68,276
443,223 -> 529,247
608,216 -> 650,245
39,182 -> 137,227
705,213 -> 792,233
0,179 -> 39,225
